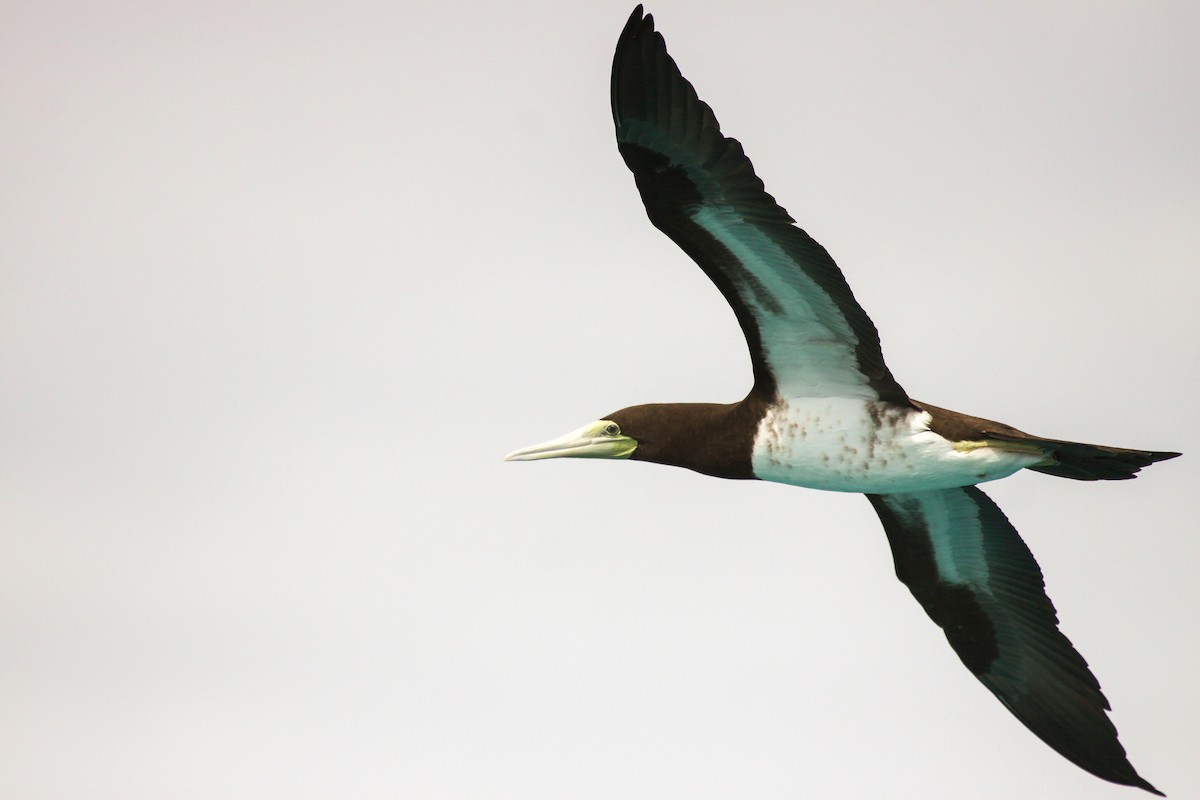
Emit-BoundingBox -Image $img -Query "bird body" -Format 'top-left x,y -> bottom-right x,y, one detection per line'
751,398 -> 1044,493
506,6 -> 1177,794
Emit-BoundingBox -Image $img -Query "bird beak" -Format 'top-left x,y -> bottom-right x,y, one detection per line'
504,421 -> 637,462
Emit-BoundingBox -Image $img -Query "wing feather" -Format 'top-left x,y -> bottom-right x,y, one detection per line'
612,7 -> 908,404
867,487 -> 1161,795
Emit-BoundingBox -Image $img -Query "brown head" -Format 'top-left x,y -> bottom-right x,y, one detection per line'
505,398 -> 768,480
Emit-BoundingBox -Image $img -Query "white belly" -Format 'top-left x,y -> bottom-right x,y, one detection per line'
750,398 -> 1044,493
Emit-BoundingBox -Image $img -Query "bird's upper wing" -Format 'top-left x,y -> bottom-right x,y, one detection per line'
866,486 -> 1161,795
611,7 -> 908,404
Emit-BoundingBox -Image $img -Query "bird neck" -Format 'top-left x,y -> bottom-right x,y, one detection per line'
616,395 -> 770,480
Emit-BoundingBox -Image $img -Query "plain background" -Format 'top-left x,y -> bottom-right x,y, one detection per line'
3,2 -> 1198,798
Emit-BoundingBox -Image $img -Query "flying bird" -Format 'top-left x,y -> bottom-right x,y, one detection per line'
506,6 -> 1177,794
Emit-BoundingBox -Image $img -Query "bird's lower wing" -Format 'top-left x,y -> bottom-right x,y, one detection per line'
866,487 -> 1161,795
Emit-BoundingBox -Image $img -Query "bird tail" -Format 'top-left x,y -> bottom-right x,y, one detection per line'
1000,435 -> 1181,481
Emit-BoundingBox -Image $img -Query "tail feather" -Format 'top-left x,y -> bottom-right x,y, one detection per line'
1002,436 -> 1181,481
909,400 -> 1180,481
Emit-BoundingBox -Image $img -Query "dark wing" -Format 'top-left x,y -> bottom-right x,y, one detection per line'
867,486 -> 1162,795
612,7 -> 909,405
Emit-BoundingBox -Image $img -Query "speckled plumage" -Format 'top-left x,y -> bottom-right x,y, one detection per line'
750,399 -> 1044,493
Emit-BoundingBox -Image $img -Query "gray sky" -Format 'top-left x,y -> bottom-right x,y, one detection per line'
3,2 -> 1198,798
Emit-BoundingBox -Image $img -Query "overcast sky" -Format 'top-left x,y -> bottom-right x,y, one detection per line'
3,2 -> 1199,798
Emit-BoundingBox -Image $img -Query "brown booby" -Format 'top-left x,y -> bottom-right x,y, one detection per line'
505,6 -> 1178,794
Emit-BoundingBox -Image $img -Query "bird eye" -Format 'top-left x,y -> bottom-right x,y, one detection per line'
604,423 -> 621,436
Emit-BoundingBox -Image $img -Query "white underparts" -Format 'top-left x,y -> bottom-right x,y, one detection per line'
750,399 -> 1046,493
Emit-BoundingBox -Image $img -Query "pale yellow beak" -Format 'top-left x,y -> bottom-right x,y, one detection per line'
504,420 -> 637,462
